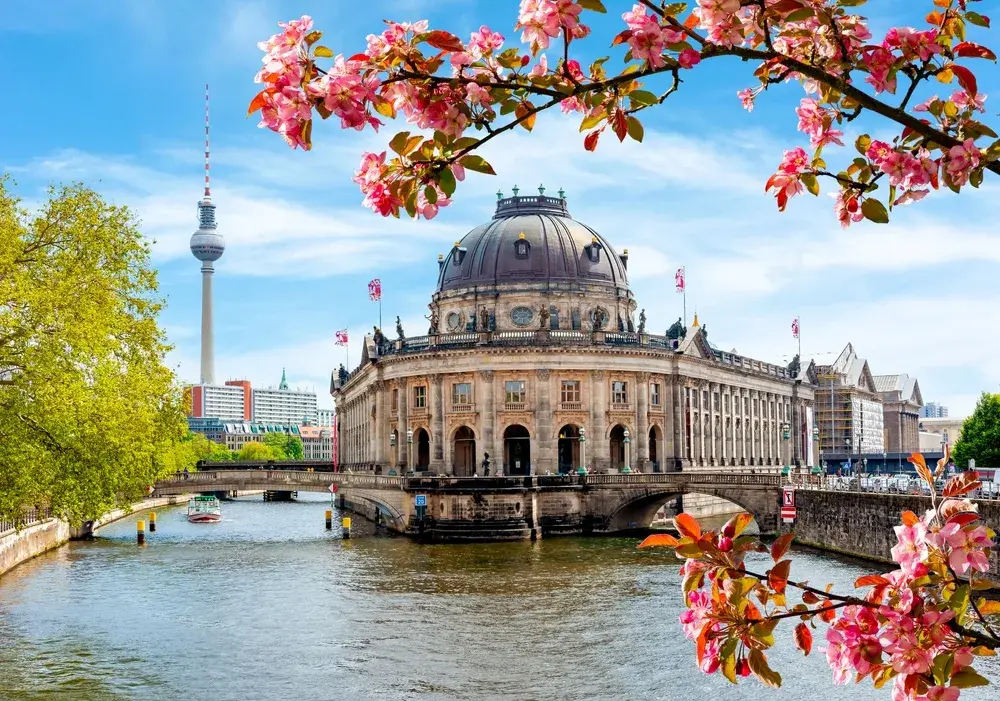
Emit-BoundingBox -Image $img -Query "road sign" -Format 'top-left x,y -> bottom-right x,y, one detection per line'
415,494 -> 427,507
781,506 -> 797,523
782,487 -> 795,507
328,483 -> 339,494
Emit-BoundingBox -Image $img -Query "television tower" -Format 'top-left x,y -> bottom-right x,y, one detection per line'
189,84 -> 225,385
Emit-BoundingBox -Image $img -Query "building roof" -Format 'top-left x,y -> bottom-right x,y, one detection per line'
873,373 -> 923,406
435,193 -> 630,294
817,342 -> 878,393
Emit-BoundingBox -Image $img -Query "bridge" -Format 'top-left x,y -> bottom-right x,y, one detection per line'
154,464 -> 784,541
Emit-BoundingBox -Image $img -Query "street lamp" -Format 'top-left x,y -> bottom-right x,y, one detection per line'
406,428 -> 413,471
622,428 -> 632,473
577,426 -> 588,475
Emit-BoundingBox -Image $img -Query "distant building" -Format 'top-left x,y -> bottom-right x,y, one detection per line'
187,417 -> 225,443
300,424 -> 333,461
918,416 -> 966,451
189,383 -> 248,421
317,409 -> 335,427
814,343 -> 885,456
219,422 -> 301,452
874,373 -> 923,454
920,402 -> 949,418
252,369 -> 318,425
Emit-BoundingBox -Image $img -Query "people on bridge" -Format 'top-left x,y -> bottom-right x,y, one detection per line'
183,467 -> 189,481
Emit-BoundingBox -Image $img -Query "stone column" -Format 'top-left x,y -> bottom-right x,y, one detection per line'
398,379 -> 409,468
709,383 -> 717,466
665,376 -> 683,470
430,373 -> 445,471
374,382 -> 386,467
699,384 -> 707,467
740,391 -> 748,465
479,370 -> 496,472
536,369 -> 554,474
591,370 -> 608,471
636,372 -> 649,472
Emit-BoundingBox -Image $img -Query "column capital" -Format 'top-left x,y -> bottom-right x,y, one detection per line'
536,368 -> 551,380
637,371 -> 650,383
478,369 -> 494,382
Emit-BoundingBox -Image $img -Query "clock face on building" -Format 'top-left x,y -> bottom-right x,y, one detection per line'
446,312 -> 463,332
511,306 -> 534,327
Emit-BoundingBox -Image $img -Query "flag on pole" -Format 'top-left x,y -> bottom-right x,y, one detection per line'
335,329 -> 349,346
791,317 -> 800,339
368,278 -> 382,302
674,267 -> 685,293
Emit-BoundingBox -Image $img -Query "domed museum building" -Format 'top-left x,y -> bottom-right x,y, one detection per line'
333,190 -> 820,476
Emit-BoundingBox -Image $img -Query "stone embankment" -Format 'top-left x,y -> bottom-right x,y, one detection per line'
0,494 -> 193,578
788,490 -> 1000,586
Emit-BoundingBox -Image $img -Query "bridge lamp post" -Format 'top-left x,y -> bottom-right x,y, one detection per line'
578,427 -> 587,475
622,428 -> 632,474
812,426 -> 820,469
781,422 -> 790,469
390,431 -> 397,468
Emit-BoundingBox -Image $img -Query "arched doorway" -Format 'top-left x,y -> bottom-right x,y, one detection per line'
415,428 -> 430,471
610,424 -> 626,470
648,425 -> 661,472
557,425 -> 580,474
453,426 -> 476,476
503,424 -> 531,475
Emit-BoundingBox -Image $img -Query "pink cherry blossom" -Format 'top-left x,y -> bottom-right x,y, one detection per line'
621,4 -> 683,68
944,139 -> 982,187
832,191 -> 863,228
678,48 -> 702,69
795,98 -> 844,149
737,88 -> 757,112
680,590 -> 711,639
922,686 -> 960,701
516,0 -> 584,52
952,90 -> 987,113
942,523 -> 993,574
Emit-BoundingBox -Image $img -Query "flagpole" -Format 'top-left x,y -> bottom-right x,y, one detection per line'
798,317 -> 802,359
379,297 -> 383,332
683,267 -> 687,328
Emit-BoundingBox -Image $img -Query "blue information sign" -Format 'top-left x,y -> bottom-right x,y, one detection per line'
415,494 -> 427,507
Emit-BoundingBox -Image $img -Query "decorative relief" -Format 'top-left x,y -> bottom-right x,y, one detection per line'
479,370 -> 494,382
536,368 -> 550,380
431,373 -> 443,387
637,372 -> 650,382
591,370 -> 605,380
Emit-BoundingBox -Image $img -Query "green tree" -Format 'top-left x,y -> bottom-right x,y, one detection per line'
238,441 -> 280,461
0,178 -> 190,524
262,432 -> 304,460
952,392 -> 1000,469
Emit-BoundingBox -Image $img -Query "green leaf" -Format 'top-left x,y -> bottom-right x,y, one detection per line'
577,0 -> 606,11
662,2 -> 688,15
438,167 -> 457,198
626,116 -> 644,143
629,90 -> 658,107
389,132 -> 412,156
855,134 -> 872,156
932,653 -> 955,687
458,155 -> 496,175
313,46 -> 334,58
860,198 -> 889,224
966,11 -> 990,28
800,174 -> 819,196
423,186 -> 437,205
579,113 -> 604,131
785,8 -> 814,22
950,668 -> 990,688
748,650 -> 782,688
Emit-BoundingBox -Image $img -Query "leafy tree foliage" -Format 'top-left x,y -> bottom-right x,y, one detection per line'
953,392 -> 1000,469
0,179 -> 192,524
238,441 -> 281,461
263,432 -> 305,460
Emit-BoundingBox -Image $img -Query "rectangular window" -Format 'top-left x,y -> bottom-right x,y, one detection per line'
505,380 -> 526,404
452,382 -> 472,405
612,381 -> 628,405
413,385 -> 426,408
561,380 -> 581,403
714,391 -> 720,411
391,388 -> 398,412
650,383 -> 661,406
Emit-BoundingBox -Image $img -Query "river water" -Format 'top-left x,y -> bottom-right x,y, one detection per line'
0,494 -> 996,701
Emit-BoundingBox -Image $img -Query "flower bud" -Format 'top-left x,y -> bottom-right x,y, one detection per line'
718,536 -> 734,552
722,522 -> 736,538
738,658 -> 751,677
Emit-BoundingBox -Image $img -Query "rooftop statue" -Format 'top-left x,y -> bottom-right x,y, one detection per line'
479,306 -> 490,332
666,317 -> 686,340
539,305 -> 550,329
395,315 -> 405,341
788,353 -> 801,377
338,364 -> 348,383
638,309 -> 646,335
426,304 -> 439,335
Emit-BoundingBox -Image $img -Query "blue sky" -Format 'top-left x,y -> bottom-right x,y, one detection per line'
3,0 -> 999,414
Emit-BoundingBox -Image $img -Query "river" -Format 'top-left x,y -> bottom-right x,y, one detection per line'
0,494 -> 996,700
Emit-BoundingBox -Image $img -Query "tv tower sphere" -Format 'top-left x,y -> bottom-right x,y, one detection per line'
190,201 -> 225,261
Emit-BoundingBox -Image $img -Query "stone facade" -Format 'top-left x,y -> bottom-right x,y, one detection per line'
333,194 -> 817,476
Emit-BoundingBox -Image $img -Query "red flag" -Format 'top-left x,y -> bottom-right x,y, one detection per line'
674,267 -> 685,293
335,329 -> 349,346
368,278 -> 382,302
791,317 -> 800,339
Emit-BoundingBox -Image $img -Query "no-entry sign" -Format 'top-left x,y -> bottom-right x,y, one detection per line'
781,487 -> 797,523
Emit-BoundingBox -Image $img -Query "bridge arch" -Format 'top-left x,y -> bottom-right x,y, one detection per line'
598,486 -> 775,534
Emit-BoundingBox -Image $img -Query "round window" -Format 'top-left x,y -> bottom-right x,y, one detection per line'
446,312 -> 463,332
511,306 -> 534,327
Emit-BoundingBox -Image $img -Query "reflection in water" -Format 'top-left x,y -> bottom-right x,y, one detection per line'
0,494 -> 996,701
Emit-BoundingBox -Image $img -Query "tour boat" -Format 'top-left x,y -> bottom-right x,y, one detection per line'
187,496 -> 222,523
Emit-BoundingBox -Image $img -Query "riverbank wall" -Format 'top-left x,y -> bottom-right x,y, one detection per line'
787,490 -> 1000,586
0,494 -> 194,578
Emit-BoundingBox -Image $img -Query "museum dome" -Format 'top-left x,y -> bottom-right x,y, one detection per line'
435,189 -> 630,295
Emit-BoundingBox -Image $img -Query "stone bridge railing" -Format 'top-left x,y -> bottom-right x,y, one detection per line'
582,472 -> 783,487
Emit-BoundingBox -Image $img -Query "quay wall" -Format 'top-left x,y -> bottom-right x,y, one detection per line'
788,490 -> 1000,585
